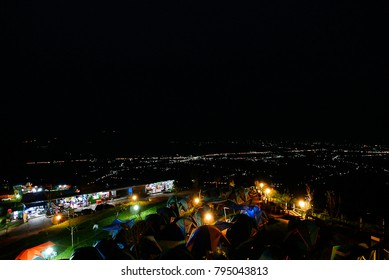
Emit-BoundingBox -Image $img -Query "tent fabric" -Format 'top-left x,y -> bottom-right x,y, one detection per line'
192,211 -> 202,227
283,220 -> 320,259
174,216 -> 197,240
93,238 -> 134,260
15,241 -> 56,260
227,187 -> 249,204
70,247 -> 104,260
156,207 -> 177,224
103,218 -> 136,238
160,243 -> 194,260
177,198 -> 189,214
166,196 -> 178,208
158,223 -> 185,241
214,221 -> 233,232
15,248 -> 44,260
227,214 -> 258,247
186,225 -> 230,259
145,213 -> 166,236
136,235 -> 163,260
228,203 -> 268,227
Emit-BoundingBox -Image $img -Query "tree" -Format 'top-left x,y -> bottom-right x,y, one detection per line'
305,184 -> 314,206
325,190 -> 341,219
273,189 -> 293,210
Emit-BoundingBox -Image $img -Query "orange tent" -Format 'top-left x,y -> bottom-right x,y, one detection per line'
186,225 -> 230,259
15,241 -> 55,260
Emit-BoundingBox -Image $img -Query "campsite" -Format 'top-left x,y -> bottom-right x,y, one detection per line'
1,187 -> 387,260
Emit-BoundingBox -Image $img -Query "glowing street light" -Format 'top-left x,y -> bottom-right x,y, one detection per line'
298,200 -> 308,219
132,195 -> 138,201
133,204 -> 140,212
193,197 -> 200,205
264,188 -> 272,203
204,212 -> 214,224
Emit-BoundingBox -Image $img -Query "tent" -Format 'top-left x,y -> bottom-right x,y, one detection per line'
158,223 -> 186,241
283,219 -> 320,259
166,196 -> 179,216
15,241 -> 56,260
160,243 -> 194,260
156,207 -> 177,224
93,238 -> 134,260
174,216 -> 197,241
177,198 -> 189,215
228,203 -> 268,227
70,247 -> 104,260
102,218 -> 136,238
213,220 -> 233,232
191,210 -> 202,227
145,213 -> 166,236
226,214 -> 258,248
227,187 -> 250,204
186,225 -> 230,259
135,235 -> 163,260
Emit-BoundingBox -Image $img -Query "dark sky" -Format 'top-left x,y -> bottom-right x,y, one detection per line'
2,1 -> 388,143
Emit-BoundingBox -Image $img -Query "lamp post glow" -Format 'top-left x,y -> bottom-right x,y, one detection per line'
204,212 -> 214,224
193,197 -> 200,206
131,204 -> 141,218
265,188 -> 271,203
257,182 -> 265,196
132,195 -> 137,201
298,200 -> 307,219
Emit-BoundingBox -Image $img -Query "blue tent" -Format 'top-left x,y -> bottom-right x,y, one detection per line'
103,218 -> 135,238
228,203 -> 268,227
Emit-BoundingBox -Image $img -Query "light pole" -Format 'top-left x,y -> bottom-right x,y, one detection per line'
265,188 -> 271,203
204,212 -> 214,225
132,204 -> 141,219
298,200 -> 306,219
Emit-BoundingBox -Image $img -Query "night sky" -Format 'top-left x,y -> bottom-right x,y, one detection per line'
2,1 -> 388,144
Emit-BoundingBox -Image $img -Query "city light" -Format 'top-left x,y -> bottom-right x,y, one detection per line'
133,204 -> 140,211
132,194 -> 137,201
299,200 -> 306,209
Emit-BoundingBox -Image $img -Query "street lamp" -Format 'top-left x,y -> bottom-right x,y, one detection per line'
204,212 -> 214,224
132,204 -> 141,219
193,197 -> 200,206
265,188 -> 271,203
298,200 -> 307,219
257,182 -> 265,196
132,194 -> 137,202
